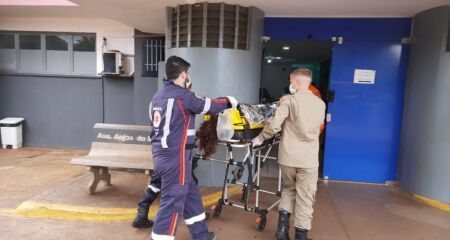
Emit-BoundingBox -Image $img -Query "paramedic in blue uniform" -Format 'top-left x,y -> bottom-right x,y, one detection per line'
132,84 -> 195,229
149,56 -> 237,240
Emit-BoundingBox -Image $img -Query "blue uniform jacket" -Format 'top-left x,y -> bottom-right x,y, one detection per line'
149,79 -> 229,153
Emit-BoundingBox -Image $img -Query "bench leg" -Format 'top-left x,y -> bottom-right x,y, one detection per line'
88,167 -> 101,195
88,167 -> 112,194
100,167 -> 112,186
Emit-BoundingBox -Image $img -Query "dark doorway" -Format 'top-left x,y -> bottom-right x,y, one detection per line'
260,40 -> 333,177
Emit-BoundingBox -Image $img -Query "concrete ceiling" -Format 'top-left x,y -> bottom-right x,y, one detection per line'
1,0 -> 448,33
0,5 -> 98,18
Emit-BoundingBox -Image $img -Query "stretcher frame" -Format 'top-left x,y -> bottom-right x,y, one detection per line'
194,137 -> 281,231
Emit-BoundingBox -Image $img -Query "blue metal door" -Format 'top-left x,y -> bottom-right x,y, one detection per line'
323,41 -> 408,183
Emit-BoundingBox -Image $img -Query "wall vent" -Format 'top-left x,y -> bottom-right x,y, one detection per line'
168,3 -> 250,50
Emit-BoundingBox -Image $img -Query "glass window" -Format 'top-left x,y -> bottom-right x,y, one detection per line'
46,35 -> 69,51
73,35 -> 96,52
1,32 -> 97,75
19,34 -> 41,50
0,33 -> 15,49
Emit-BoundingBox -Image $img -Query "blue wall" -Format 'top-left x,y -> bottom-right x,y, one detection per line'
264,18 -> 411,41
263,18 -> 411,183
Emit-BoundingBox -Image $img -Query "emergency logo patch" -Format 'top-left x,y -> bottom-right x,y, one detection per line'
153,111 -> 162,128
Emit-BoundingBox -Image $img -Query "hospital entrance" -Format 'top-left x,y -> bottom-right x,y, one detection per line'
0,1 -> 449,240
260,40 -> 332,178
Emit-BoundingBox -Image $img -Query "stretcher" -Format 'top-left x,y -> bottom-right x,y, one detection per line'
205,105 -> 275,141
194,138 -> 281,231
195,107 -> 281,231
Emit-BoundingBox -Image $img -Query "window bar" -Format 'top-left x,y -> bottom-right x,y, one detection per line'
145,38 -> 148,72
245,8 -> 251,50
14,33 -> 19,72
202,2 -> 207,48
69,35 -> 74,74
219,3 -> 224,48
166,7 -> 173,48
150,39 -> 154,71
156,39 -> 159,72
159,39 -> 163,65
176,6 -> 180,48
188,4 -> 192,47
42,34 -> 46,73
234,5 -> 240,50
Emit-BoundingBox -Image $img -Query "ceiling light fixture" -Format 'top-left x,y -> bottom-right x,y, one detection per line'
282,46 -> 290,51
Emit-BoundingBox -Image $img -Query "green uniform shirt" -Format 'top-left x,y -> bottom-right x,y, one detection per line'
258,89 -> 326,168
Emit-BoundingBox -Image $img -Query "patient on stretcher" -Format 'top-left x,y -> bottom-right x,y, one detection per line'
197,103 -> 277,159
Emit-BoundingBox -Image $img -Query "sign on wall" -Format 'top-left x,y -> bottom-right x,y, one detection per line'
354,69 -> 376,84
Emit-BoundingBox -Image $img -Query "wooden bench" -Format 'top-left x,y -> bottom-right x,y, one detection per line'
71,123 -> 153,194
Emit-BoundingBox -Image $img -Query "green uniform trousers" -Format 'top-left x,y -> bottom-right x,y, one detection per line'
279,165 -> 318,230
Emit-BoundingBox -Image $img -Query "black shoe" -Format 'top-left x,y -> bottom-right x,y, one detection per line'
207,232 -> 216,240
294,228 -> 308,240
193,232 -> 216,240
131,207 -> 153,228
275,210 -> 290,240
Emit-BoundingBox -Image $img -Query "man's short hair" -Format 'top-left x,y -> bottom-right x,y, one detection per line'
165,55 -> 191,80
290,68 -> 312,78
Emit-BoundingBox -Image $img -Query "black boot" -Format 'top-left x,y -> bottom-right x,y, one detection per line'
207,232 -> 216,240
132,188 -> 158,228
132,206 -> 153,228
193,232 -> 216,240
294,228 -> 308,240
275,210 -> 290,240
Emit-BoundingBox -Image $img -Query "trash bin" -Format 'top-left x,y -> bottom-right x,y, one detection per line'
0,117 -> 25,149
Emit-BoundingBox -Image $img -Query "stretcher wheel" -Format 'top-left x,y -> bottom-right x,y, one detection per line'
256,214 -> 267,232
211,204 -> 222,218
240,187 -> 247,202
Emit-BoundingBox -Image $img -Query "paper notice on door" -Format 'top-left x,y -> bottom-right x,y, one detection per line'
354,69 -> 376,84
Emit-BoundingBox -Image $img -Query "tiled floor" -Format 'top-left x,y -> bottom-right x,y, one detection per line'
0,147 -> 449,240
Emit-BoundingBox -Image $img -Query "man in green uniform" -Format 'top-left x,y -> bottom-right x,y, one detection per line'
253,68 -> 325,240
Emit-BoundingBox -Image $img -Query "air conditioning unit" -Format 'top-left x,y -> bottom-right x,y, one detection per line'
102,51 -> 123,75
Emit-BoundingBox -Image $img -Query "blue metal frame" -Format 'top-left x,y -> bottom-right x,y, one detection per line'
263,18 -> 411,183
264,18 -> 411,41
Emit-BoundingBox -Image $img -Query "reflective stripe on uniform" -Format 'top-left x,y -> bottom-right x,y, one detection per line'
185,212 -> 206,225
149,101 -> 153,122
161,98 -> 174,148
200,97 -> 211,114
148,185 -> 160,193
187,129 -> 196,136
151,232 -> 175,240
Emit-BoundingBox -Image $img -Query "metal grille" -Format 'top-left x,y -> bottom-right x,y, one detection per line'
446,17 -> 450,52
142,37 -> 165,77
168,3 -> 249,50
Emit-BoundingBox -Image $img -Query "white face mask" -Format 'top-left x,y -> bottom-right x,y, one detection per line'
185,75 -> 192,89
289,83 -> 297,94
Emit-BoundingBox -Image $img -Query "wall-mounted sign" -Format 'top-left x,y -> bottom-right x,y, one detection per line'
93,128 -> 151,145
354,69 -> 376,84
